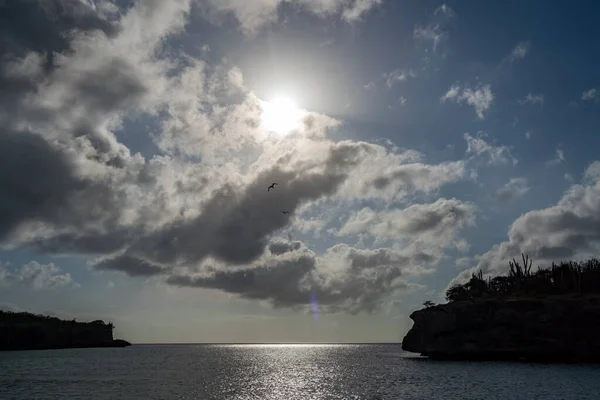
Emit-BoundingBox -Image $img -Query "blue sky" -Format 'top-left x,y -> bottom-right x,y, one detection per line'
1,0 -> 599,343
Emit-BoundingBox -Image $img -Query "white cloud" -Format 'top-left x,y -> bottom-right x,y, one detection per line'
413,4 -> 454,52
582,88 -> 597,101
494,178 -> 529,202
565,173 -> 574,182
341,0 -> 384,22
383,69 -> 415,89
0,0 -> 488,315
464,133 -> 517,166
364,69 -> 415,90
509,41 -> 530,62
414,24 -> 444,51
201,0 -> 384,34
441,84 -> 494,119
338,199 -> 476,249
454,257 -> 472,267
0,262 -> 74,290
518,93 -> 544,106
434,4 -> 455,17
453,161 -> 600,284
547,146 -> 566,166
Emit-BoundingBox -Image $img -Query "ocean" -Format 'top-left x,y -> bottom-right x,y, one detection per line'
1,344 -> 600,399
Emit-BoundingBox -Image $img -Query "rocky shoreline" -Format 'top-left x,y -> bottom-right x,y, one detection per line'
401,296 -> 600,362
0,311 -> 131,351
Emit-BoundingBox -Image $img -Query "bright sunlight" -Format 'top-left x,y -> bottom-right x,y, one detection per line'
260,96 -> 305,135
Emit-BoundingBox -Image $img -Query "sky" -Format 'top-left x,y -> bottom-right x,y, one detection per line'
0,0 -> 599,344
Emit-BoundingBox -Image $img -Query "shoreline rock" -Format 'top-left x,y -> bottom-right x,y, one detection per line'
0,310 -> 131,351
401,296 -> 600,363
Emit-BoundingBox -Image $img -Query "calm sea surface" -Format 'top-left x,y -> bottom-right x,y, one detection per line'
1,344 -> 600,399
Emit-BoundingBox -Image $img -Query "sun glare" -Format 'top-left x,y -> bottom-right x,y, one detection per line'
260,96 -> 305,135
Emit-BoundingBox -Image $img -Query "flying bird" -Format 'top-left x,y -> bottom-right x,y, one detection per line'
282,211 -> 290,214
268,182 -> 278,191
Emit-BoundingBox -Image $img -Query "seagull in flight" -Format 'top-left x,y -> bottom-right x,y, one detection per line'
281,211 -> 290,214
268,182 -> 278,191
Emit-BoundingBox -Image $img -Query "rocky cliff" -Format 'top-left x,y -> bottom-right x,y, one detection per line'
0,311 -> 131,351
401,296 -> 600,362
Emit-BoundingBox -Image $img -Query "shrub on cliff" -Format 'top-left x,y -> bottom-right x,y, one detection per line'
446,254 -> 600,302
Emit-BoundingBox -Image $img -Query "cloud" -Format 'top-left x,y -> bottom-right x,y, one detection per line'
167,241 -> 424,313
453,161 -> 600,285
413,3 -> 454,52
338,198 -> 476,248
364,69 -> 415,90
364,160 -> 468,199
340,0 -> 384,22
0,0 -> 197,250
581,88 -> 597,101
454,257 -> 471,267
494,178 -> 529,202
508,41 -> 530,62
90,140 -> 390,275
0,261 -> 74,290
441,84 -> 494,119
547,146 -> 566,166
0,0 -> 480,315
414,25 -> 444,52
383,69 -> 415,89
518,93 -> 544,106
525,131 -> 532,140
565,173 -> 574,182
0,302 -> 21,312
464,133 -> 517,166
200,0 -> 383,34
434,4 -> 455,17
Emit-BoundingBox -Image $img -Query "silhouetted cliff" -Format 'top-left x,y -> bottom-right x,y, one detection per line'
402,255 -> 600,362
402,295 -> 600,362
0,311 -> 131,351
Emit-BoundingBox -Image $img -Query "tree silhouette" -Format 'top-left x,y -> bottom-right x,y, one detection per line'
422,300 -> 436,308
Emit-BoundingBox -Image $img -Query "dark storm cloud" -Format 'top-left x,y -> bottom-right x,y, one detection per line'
166,254 -> 317,306
166,243 -> 417,313
0,0 -> 120,116
0,129 -> 148,252
268,240 -> 303,255
0,0 -> 119,57
0,0 -> 165,250
93,142 -> 374,275
22,229 -> 143,255
0,131 -> 83,241
94,254 -> 166,277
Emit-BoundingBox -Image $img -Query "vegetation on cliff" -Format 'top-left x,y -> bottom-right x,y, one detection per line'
445,254 -> 600,302
402,255 -> 600,362
0,310 -> 130,351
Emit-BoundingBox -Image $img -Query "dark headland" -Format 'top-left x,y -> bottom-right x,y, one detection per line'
0,310 -> 131,351
402,255 -> 600,362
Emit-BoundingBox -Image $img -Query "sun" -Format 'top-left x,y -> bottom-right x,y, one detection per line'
260,96 -> 305,135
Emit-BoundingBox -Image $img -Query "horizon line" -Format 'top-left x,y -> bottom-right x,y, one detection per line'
128,342 -> 404,346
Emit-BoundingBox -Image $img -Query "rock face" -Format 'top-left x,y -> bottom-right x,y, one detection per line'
0,311 -> 131,351
402,296 -> 600,362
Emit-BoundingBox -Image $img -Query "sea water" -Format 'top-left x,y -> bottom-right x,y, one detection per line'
1,344 -> 600,399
